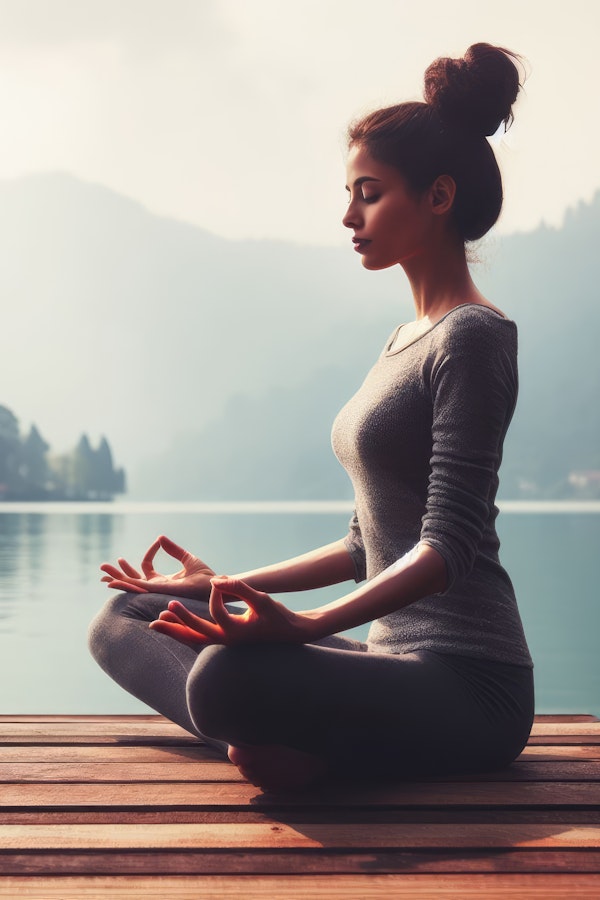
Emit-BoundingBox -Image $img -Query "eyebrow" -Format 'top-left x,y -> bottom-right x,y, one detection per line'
345,176 -> 382,191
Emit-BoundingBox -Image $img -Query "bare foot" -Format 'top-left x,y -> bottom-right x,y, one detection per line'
228,743 -> 328,792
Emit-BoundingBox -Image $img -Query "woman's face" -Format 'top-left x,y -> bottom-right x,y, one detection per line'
343,144 -> 435,271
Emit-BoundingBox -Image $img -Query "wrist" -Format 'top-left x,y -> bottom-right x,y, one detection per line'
297,608 -> 332,642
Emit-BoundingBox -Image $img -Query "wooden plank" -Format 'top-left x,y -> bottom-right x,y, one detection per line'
436,761 -> 600,782
3,742 -> 599,764
0,745 -> 220,763
530,722 -> 600,736
2,808 -> 599,826
4,760 -> 600,784
0,732 -> 200,746
3,721 -> 597,746
3,822 -> 600,850
527,735 -> 600,746
0,762 -> 242,783
3,780 -> 600,808
429,761 -> 600,782
540,716 -> 600,723
0,715 -> 165,723
519,746 -> 600,760
1,850 -> 600,877
1,873 -> 600,898
0,722 -> 194,737
7,741 -> 600,765
0,715 -> 594,736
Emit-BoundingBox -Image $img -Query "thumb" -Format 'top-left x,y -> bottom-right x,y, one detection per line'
211,577 -> 269,610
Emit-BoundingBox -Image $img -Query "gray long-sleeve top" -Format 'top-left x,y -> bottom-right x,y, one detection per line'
331,303 -> 533,667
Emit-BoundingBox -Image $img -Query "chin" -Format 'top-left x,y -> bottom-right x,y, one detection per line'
361,256 -> 395,272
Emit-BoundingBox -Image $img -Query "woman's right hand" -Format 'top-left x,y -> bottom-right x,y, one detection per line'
100,535 -> 216,601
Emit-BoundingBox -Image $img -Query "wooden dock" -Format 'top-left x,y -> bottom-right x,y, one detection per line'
1,713 -> 599,898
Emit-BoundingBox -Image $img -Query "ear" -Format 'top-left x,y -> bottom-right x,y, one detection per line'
429,175 -> 456,216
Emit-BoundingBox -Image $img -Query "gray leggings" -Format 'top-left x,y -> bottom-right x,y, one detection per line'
88,591 -> 534,778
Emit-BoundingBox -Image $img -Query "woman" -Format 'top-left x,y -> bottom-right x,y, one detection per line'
89,42 -> 534,792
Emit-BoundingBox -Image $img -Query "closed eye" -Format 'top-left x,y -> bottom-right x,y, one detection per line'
345,190 -> 380,205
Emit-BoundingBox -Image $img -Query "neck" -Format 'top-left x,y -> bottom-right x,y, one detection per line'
401,234 -> 483,323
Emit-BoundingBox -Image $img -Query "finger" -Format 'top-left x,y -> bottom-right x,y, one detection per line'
149,619 -> 212,647
114,579 -> 207,599
117,558 -> 142,579
156,610 -> 185,624
160,535 -> 192,564
211,577 -> 270,613
166,600 -> 223,640
100,563 -> 127,579
208,583 -> 232,630
141,538 -> 162,578
141,535 -> 194,578
159,534 -> 214,573
106,579 -> 148,594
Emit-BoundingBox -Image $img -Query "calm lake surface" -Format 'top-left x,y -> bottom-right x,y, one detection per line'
0,501 -> 598,717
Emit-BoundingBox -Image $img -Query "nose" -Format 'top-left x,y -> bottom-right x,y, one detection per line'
342,197 -> 362,230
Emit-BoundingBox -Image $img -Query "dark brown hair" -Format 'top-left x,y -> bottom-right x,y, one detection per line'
347,43 -> 524,241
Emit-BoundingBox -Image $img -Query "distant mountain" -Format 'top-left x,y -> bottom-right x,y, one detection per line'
1,172 -> 598,499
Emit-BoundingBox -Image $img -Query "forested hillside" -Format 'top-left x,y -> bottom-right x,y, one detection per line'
0,404 -> 125,500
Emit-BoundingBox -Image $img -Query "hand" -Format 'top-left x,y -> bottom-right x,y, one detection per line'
100,535 -> 216,600
149,577 -> 315,647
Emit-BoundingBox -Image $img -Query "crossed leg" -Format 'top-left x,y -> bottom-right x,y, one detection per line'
89,592 -> 533,791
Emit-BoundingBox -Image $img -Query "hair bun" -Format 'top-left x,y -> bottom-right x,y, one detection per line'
423,43 -> 522,137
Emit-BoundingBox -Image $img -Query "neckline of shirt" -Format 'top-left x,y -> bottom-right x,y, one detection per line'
385,302 -> 514,356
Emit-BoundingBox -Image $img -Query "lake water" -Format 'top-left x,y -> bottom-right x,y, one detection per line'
0,501 -> 598,717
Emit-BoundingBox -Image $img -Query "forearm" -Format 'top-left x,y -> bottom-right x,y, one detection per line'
301,542 -> 448,639
234,539 -> 357,594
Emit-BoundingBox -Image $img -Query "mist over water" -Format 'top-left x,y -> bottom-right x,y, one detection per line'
0,503 -> 598,717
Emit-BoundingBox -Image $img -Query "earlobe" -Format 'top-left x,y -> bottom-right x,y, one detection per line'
430,175 -> 456,215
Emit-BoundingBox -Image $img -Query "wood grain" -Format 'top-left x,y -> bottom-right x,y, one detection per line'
1,713 -> 599,897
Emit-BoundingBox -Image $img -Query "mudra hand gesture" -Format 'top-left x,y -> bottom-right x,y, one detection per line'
101,535 -> 313,647
150,578 -> 311,647
100,535 -> 216,600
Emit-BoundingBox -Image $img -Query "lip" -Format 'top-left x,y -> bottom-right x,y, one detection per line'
352,237 -> 371,253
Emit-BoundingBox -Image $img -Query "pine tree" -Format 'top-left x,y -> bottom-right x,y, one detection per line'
21,425 -> 50,494
95,436 -> 115,498
71,434 -> 95,498
0,405 -> 21,495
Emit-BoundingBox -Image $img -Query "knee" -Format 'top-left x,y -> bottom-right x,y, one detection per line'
87,592 -> 142,668
186,644 -> 261,743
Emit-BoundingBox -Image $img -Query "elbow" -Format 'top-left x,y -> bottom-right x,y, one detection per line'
417,542 -> 451,594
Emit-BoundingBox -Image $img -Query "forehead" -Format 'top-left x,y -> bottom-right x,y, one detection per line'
345,144 -> 403,188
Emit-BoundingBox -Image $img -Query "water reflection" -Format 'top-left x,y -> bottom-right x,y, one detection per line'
0,513 -> 23,593
0,512 -> 118,628
76,514 -> 119,573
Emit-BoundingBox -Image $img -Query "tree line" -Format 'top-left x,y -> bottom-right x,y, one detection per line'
0,404 -> 126,501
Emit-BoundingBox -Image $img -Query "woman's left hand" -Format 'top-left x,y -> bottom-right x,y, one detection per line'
149,577 -> 316,647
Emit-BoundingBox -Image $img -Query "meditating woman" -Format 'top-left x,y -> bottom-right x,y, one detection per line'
89,42 -> 534,792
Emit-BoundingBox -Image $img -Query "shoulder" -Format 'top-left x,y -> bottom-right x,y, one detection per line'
425,304 -> 518,400
431,303 -> 517,357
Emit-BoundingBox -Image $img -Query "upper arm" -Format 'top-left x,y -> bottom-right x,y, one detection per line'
420,319 -> 517,587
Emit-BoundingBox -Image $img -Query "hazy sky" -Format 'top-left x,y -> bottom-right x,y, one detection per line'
0,0 -> 597,246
